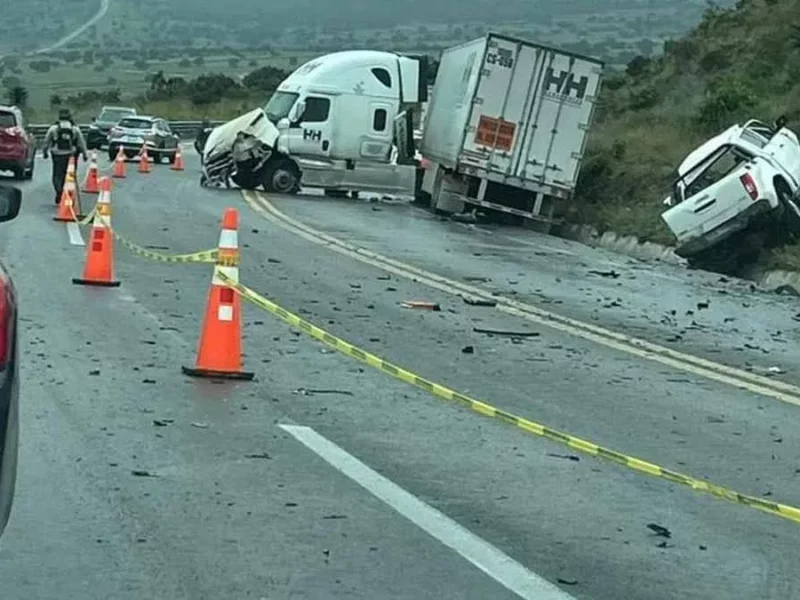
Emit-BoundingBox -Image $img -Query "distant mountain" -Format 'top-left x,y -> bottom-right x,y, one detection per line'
2,0 -> 97,51
4,0 -> 734,52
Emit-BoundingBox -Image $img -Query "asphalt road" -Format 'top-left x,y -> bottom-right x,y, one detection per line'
0,152 -> 799,599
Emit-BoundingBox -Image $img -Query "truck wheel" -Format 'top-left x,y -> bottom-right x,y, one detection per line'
774,178 -> 800,242
263,160 -> 300,194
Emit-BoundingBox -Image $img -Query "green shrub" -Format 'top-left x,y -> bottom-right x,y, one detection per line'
695,76 -> 758,132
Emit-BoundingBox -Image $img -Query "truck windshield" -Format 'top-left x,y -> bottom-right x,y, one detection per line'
264,92 -> 299,124
673,144 -> 752,203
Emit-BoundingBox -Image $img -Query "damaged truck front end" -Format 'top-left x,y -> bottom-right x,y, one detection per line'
201,106 -> 302,193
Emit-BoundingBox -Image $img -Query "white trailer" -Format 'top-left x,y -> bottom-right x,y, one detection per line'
417,33 -> 603,228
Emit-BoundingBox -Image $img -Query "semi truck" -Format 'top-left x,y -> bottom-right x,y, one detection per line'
201,50 -> 426,195
416,33 -> 603,229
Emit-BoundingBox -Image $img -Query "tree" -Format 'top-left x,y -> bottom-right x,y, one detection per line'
7,86 -> 28,107
242,66 -> 288,91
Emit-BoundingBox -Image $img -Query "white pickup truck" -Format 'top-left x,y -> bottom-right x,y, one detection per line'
661,118 -> 800,270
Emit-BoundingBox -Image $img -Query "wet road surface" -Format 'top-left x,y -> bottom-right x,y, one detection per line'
0,153 -> 798,599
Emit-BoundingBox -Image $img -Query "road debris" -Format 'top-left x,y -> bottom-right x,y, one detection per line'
131,470 -> 157,477
588,269 -> 620,278
401,301 -> 441,311
463,297 -> 497,307
557,578 -> 578,586
293,388 -> 354,396
244,453 -> 272,459
322,514 -> 347,520
152,419 -> 174,427
191,422 -> 209,429
547,453 -> 580,462
473,328 -> 540,337
461,345 -> 475,354
646,523 -> 671,538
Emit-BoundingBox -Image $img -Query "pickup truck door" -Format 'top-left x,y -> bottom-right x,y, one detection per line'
661,145 -> 754,243
760,128 -> 800,188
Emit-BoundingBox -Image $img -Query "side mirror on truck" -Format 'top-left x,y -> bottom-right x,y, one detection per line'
290,101 -> 305,123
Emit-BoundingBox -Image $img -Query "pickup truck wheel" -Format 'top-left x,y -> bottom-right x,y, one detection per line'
775,179 -> 800,242
263,161 -> 300,194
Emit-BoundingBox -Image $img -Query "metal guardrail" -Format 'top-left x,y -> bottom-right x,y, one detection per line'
28,120 -> 226,143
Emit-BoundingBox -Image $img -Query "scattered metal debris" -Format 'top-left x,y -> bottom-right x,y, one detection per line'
547,453 -> 580,462
463,297 -> 497,307
293,388 -> 354,396
646,523 -> 671,538
473,328 -> 540,337
588,270 -> 620,278
401,301 -> 441,311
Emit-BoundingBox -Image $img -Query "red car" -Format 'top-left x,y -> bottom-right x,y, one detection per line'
0,185 -> 20,539
0,106 -> 35,180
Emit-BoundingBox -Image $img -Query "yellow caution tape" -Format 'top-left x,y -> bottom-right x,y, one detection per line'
217,270 -> 800,526
77,206 -> 96,225
111,230 -> 218,264
68,203 -> 218,264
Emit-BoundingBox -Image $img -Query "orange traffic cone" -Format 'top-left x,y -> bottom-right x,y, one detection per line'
171,145 -> 184,171
72,177 -> 120,287
112,146 -> 126,178
138,145 -> 151,173
54,157 -> 84,222
182,208 -> 253,380
83,150 -> 100,193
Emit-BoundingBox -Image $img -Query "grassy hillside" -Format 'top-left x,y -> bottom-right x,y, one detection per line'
576,0 -> 800,257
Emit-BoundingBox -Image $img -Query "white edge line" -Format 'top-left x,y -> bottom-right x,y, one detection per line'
279,424 -> 575,600
66,222 -> 84,246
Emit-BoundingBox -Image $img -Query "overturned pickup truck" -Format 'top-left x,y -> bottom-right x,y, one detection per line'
661,118 -> 800,271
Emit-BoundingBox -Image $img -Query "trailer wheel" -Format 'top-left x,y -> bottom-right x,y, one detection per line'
263,160 -> 300,194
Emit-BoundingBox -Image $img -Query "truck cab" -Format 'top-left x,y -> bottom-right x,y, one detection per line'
202,50 -> 426,195
266,50 -> 422,162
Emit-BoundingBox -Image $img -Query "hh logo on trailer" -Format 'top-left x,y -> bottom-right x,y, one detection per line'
303,129 -> 322,141
542,68 -> 589,105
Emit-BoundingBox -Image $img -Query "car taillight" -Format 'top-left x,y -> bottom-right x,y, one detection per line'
0,279 -> 11,368
740,172 -> 758,200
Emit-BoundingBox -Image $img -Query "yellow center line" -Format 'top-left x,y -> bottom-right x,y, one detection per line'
241,190 -> 800,408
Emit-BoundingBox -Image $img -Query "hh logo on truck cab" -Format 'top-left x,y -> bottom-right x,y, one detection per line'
542,68 -> 589,105
303,128 -> 322,141
486,48 -> 514,69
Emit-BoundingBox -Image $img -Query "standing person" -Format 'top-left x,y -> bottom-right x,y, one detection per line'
42,109 -> 88,204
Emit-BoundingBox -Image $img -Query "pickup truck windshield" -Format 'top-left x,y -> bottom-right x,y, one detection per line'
673,144 -> 753,203
264,92 -> 299,124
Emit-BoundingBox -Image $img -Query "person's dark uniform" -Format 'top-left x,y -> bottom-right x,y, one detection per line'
42,109 -> 88,204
